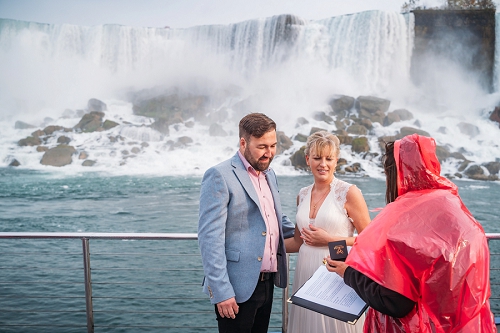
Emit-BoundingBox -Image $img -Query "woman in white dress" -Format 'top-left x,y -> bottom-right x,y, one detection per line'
285,131 -> 371,333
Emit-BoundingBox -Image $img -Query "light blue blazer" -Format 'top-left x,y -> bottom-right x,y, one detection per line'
198,153 -> 295,304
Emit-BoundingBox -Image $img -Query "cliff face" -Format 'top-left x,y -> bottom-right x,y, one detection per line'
411,9 -> 495,92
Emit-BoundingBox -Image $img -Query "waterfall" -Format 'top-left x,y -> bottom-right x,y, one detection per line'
0,11 -> 498,176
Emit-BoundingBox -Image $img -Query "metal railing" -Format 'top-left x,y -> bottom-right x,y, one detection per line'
0,232 -> 499,332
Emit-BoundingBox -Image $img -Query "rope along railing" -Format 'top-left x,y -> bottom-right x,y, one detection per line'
0,232 -> 499,332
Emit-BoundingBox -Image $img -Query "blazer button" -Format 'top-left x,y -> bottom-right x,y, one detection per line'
262,231 -> 267,236
257,256 -> 262,261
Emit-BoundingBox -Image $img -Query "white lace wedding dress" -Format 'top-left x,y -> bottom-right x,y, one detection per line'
287,178 -> 365,333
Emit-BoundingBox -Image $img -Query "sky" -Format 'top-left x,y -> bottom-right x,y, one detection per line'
0,0 -> 444,29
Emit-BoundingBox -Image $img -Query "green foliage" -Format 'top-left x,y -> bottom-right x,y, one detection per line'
401,0 -> 495,12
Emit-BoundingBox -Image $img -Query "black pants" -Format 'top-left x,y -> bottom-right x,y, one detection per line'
215,273 -> 274,333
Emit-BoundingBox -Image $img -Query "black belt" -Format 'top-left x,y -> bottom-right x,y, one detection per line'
259,272 -> 274,281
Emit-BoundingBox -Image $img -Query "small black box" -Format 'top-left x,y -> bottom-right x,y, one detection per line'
328,240 -> 348,262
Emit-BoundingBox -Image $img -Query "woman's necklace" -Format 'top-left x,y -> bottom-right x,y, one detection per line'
311,185 -> 330,217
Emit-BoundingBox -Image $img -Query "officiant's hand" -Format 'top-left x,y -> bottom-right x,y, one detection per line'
324,256 -> 348,278
301,224 -> 332,246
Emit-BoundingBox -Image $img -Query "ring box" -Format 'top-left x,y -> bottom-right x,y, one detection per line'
328,240 -> 348,262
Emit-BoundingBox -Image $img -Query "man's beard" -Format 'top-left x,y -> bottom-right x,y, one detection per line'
244,146 -> 273,172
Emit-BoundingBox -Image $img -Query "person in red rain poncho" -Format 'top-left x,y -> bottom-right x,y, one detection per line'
325,134 -> 496,333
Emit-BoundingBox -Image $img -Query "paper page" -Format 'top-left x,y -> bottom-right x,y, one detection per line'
293,265 -> 366,315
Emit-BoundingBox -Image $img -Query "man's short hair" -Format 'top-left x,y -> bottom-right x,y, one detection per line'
239,113 -> 276,141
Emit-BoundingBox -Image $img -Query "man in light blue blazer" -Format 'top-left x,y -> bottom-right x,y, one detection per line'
198,113 -> 295,333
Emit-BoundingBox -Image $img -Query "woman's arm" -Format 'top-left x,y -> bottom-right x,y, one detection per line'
344,185 -> 371,234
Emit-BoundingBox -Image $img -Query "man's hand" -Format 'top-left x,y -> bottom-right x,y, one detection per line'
217,297 -> 239,319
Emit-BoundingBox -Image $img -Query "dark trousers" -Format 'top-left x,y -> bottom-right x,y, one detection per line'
215,273 -> 275,333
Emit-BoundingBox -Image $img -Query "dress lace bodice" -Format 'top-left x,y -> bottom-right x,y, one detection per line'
296,177 -> 354,236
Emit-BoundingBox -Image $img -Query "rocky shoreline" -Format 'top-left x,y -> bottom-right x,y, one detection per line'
11,92 -> 500,181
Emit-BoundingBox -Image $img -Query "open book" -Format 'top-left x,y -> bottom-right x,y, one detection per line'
288,265 -> 368,324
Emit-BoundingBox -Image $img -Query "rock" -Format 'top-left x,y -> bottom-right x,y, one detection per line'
289,146 -> 307,170
345,162 -> 363,173
334,120 -> 347,131
489,106 -> 500,127
337,158 -> 348,170
383,109 -> 413,126
395,109 -> 413,120
171,136 -> 194,149
383,112 -> 400,126
9,159 -> 20,167
310,127 -> 327,135
346,124 -> 368,135
36,146 -> 48,152
132,92 -> 208,122
464,164 -> 499,181
277,131 -> 293,153
43,125 -> 65,135
313,111 -> 334,124
329,95 -> 355,113
484,161 -> 500,175
185,121 -> 195,128
141,142 -> 149,148
351,137 -> 370,153
435,145 -> 450,163
82,160 -> 96,167
355,96 -> 391,114
30,130 -> 44,138
458,160 -> 471,172
396,127 -> 430,139
457,122 -> 480,137
209,123 -> 228,137
79,151 -> 88,159
296,117 -> 309,127
103,120 -> 119,130
15,121 -> 36,129
359,108 -> 386,124
151,119 -> 170,135
293,133 -> 308,142
18,135 -> 41,146
88,98 -> 107,112
359,118 -> 373,130
57,136 -> 71,144
74,111 -> 104,132
450,152 -> 467,160
40,145 -> 76,167
437,126 -> 448,134
131,147 -> 141,154
337,135 -> 353,145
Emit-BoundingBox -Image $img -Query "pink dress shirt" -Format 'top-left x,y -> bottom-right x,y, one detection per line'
238,151 -> 279,273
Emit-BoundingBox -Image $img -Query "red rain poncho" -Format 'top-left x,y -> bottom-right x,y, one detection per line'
346,134 -> 496,332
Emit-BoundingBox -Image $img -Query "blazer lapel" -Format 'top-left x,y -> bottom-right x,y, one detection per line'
231,154 -> 261,209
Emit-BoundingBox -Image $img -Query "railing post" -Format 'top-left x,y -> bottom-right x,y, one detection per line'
282,254 -> 290,333
82,238 -> 94,333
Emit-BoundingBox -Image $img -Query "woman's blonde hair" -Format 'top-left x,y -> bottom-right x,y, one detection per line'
304,131 -> 340,158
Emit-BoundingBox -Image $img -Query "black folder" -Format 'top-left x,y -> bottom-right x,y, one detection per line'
288,265 -> 368,324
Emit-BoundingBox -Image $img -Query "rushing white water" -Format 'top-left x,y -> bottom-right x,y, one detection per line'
0,11 -> 499,177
